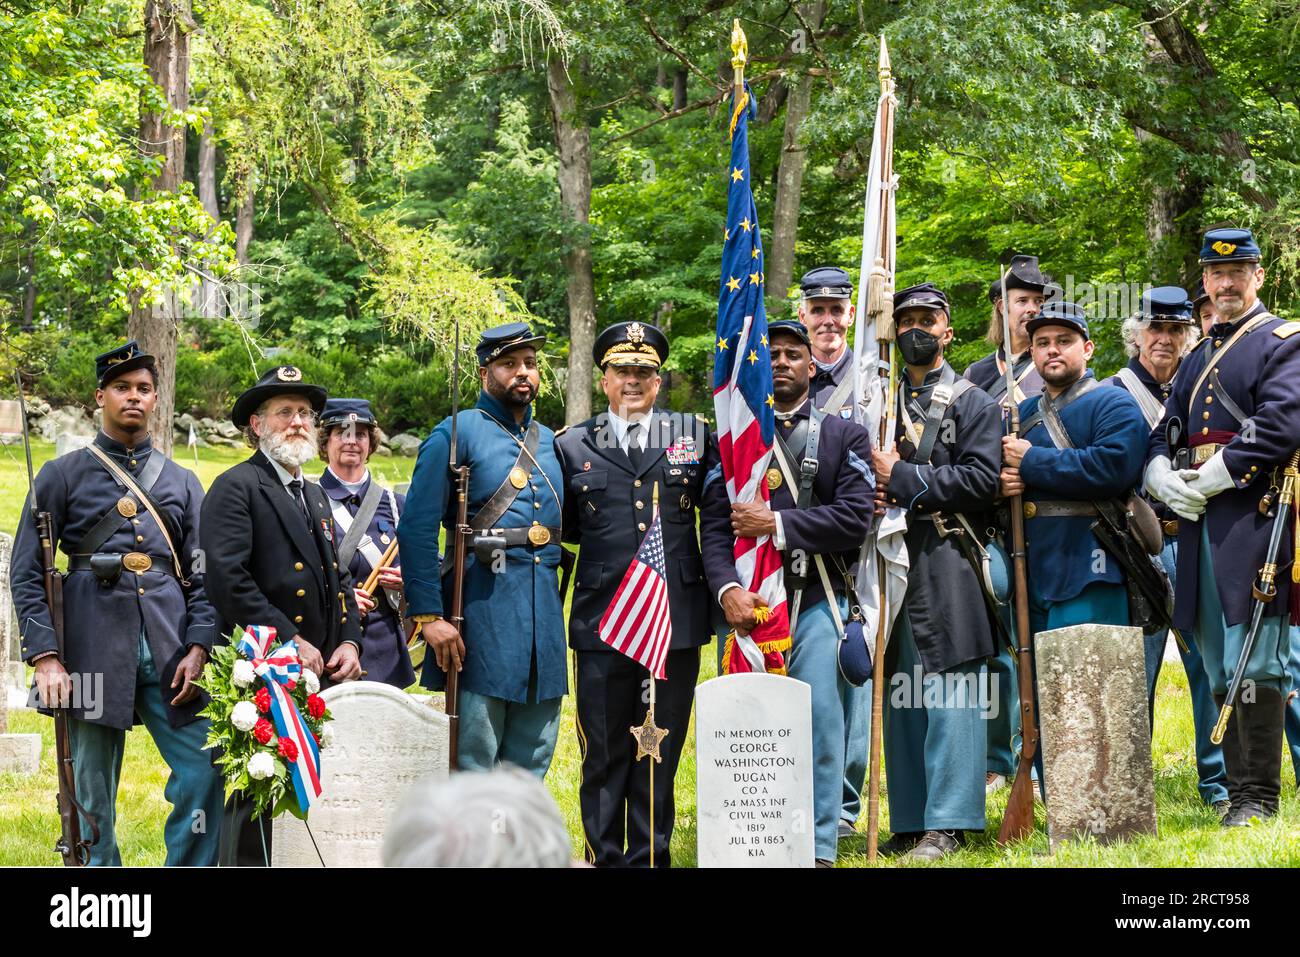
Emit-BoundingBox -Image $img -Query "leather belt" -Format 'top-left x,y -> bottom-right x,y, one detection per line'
1022,500 -> 1098,519
1162,519 -> 1179,538
1191,443 -> 1223,466
68,552 -> 176,576
483,526 -> 561,548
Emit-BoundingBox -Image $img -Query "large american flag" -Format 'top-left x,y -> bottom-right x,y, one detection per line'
711,82 -> 790,675
598,503 -> 673,679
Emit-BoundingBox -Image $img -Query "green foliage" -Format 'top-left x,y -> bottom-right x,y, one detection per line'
0,1 -> 235,328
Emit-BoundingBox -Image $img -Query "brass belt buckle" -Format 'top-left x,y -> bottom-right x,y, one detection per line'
527,523 -> 551,546
1022,501 -> 1037,519
1161,520 -> 1179,537
123,552 -> 152,574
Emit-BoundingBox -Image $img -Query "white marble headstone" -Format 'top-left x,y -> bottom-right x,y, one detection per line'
695,673 -> 815,868
273,682 -> 448,867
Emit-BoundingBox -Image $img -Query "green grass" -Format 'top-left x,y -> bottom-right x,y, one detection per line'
6,658 -> 1298,866
3,441 -> 1297,866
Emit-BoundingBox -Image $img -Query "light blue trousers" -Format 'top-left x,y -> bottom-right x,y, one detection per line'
457,671 -> 562,778
1142,537 -> 1228,805
69,632 -> 224,866
841,679 -> 871,825
883,611 -> 987,833
1285,627 -> 1300,787
785,595 -> 855,861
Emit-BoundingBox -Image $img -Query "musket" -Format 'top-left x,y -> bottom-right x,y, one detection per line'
443,321 -> 470,769
14,371 -> 98,865
994,264 -> 1041,846
1210,448 -> 1300,744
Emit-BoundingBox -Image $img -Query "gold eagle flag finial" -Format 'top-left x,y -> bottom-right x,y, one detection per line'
731,19 -> 748,79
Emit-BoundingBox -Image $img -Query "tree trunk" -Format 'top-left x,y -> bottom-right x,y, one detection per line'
129,0 -> 190,456
672,68 -> 688,111
197,120 -> 224,319
235,172 -> 255,267
765,2 -> 825,315
21,226 -> 36,332
547,56 -> 595,425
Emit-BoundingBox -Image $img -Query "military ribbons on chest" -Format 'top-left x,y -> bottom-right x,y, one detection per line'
236,625 -> 323,813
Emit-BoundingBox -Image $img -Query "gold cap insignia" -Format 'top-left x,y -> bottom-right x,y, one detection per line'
627,322 -> 646,344
1211,241 -> 1238,256
277,366 -> 303,382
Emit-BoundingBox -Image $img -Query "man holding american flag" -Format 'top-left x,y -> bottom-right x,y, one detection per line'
556,321 -> 718,868
701,319 -> 876,867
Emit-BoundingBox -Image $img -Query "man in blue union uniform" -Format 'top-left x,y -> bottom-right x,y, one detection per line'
1104,286 -> 1228,816
317,398 -> 415,689
399,322 -> 566,776
963,254 -> 1050,795
998,301 -> 1150,784
555,320 -> 717,867
1145,227 -> 1300,826
12,341 -> 223,866
872,283 -> 1003,860
700,319 -> 875,867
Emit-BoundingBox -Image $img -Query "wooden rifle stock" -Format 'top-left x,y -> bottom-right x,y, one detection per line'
39,510 -> 97,865
996,386 -> 1040,845
443,461 -> 470,770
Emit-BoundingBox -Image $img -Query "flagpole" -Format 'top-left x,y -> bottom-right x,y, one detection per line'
649,480 -> 659,870
864,35 -> 897,866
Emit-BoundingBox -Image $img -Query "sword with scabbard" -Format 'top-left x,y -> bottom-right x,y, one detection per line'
1210,448 -> 1300,744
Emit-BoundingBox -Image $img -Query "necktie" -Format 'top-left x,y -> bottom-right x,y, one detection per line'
288,478 -> 312,525
626,422 -> 647,472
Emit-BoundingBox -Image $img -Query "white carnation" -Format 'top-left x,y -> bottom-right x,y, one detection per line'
231,700 -> 259,732
231,660 -> 256,689
319,722 -> 335,748
302,669 -> 320,695
247,751 -> 276,780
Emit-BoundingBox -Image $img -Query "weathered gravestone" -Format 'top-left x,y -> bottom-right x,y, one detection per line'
696,673 -> 814,867
0,531 -> 40,773
1036,623 -> 1157,849
273,683 -> 448,866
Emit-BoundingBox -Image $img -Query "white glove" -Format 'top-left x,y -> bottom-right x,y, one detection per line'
1187,450 -> 1234,499
1143,456 -> 1207,521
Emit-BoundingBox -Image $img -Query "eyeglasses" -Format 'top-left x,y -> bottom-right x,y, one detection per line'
268,408 -> 318,425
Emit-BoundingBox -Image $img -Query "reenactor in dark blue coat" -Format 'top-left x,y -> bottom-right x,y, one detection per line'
795,265 -> 874,841
555,321 -> 716,867
700,319 -> 875,867
1105,286 -> 1228,814
962,255 -> 1049,406
798,266 -> 857,411
318,398 -> 415,689
399,323 -> 566,777
872,283 -> 1003,859
1145,228 -> 1300,826
203,365 -> 364,865
999,302 -> 1150,784
963,254 -> 1050,793
12,341 -> 223,866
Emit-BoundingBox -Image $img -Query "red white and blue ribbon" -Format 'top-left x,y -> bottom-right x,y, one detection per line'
236,625 -> 322,813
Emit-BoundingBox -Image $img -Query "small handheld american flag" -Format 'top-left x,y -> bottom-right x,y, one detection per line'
597,484 -> 673,680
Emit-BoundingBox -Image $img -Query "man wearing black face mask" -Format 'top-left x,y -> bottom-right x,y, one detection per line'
871,283 -> 1003,859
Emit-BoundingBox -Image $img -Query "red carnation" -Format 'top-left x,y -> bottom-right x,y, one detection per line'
254,687 -> 271,714
307,694 -> 326,720
253,719 -> 274,745
277,737 -> 299,762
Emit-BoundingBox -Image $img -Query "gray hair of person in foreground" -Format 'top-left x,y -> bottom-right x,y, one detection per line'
381,765 -> 574,868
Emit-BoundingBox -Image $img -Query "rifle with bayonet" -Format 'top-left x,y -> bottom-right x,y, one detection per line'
443,323 -> 469,769
15,372 -> 99,865
994,264 -> 1041,846
1211,449 -> 1300,744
